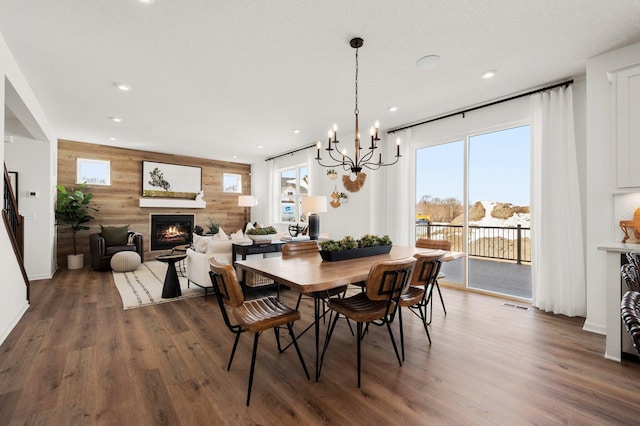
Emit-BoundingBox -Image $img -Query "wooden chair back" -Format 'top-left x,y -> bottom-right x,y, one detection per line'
410,252 -> 443,288
209,258 -> 244,308
282,241 -> 319,258
365,258 -> 416,302
416,237 -> 451,251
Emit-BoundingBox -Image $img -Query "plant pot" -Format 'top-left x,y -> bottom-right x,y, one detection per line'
247,233 -> 277,243
319,245 -> 392,262
328,173 -> 337,180
67,254 -> 84,270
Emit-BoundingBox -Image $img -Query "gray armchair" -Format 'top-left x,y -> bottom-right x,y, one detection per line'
90,232 -> 144,271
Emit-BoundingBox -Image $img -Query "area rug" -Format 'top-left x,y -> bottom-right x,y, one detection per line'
112,261 -> 204,310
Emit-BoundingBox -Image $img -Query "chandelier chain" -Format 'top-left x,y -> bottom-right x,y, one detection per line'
354,48 -> 359,115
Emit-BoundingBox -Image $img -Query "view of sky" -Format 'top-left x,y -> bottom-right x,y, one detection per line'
415,125 -> 530,206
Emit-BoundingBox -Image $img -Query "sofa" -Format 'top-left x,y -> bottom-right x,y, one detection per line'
185,233 -> 253,295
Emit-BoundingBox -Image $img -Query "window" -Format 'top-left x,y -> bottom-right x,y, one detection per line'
278,165 -> 309,223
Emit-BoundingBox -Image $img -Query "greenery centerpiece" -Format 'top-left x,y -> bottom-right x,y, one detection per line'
319,234 -> 392,261
55,183 -> 99,269
246,226 -> 278,242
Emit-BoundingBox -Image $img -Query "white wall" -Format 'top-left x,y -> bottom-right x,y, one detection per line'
584,41 -> 640,334
0,31 -> 56,345
4,136 -> 55,279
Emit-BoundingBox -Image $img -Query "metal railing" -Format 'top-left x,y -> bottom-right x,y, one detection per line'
415,223 -> 531,264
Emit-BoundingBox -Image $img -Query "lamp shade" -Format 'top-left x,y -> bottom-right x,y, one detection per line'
238,195 -> 258,207
302,196 -> 327,214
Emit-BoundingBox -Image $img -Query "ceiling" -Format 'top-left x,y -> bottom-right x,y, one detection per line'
2,1 -> 640,165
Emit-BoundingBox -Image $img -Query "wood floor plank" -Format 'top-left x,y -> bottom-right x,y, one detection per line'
2,267 -> 640,424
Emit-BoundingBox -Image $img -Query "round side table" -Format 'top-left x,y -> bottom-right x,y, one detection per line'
156,253 -> 187,298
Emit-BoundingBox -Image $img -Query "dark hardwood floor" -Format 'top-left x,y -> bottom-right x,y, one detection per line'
1,267 -> 640,425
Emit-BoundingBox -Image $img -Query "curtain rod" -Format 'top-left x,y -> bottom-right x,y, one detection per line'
387,79 -> 574,134
265,142 -> 317,162
265,78 -> 574,161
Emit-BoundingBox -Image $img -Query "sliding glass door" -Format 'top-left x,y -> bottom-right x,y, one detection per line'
415,140 -> 464,286
415,125 -> 531,299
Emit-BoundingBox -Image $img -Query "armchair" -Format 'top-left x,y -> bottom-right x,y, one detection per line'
90,231 -> 144,271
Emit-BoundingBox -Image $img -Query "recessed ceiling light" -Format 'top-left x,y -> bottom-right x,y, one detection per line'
232,155 -> 238,159
256,145 -> 264,149
388,106 -> 398,112
293,129 -> 301,134
139,0 -> 155,4
110,117 -> 123,123
115,83 -> 130,91
482,70 -> 496,79
109,137 -> 117,141
416,55 -> 441,71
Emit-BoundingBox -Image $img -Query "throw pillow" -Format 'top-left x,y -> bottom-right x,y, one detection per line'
192,234 -> 212,253
101,225 -> 130,246
230,229 -> 244,240
213,227 -> 228,241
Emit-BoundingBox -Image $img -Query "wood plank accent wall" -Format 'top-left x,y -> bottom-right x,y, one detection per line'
57,140 -> 251,266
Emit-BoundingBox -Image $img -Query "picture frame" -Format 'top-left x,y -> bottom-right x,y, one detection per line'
8,171 -> 18,208
223,173 -> 242,193
76,158 -> 111,186
142,161 -> 202,199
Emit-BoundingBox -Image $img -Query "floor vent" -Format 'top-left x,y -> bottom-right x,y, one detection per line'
502,302 -> 531,311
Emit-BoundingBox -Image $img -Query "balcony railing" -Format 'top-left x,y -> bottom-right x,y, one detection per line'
415,223 -> 531,264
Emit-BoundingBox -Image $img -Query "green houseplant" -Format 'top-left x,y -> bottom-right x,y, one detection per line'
319,234 -> 392,261
55,183 -> 98,269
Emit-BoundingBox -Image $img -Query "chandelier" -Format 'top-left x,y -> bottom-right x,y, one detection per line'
315,37 -> 401,182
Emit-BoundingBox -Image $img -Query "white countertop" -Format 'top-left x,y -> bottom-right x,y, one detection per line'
597,242 -> 640,253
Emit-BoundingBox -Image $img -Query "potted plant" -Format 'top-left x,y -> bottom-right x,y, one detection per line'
246,226 -> 278,242
205,217 -> 220,235
327,169 -> 338,179
319,234 -> 392,261
55,183 -> 98,269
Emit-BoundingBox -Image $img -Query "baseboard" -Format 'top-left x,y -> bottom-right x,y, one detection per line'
582,319 -> 606,335
0,302 -> 29,346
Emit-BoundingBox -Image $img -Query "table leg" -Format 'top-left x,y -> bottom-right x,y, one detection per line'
162,261 -> 182,298
315,297 -> 320,381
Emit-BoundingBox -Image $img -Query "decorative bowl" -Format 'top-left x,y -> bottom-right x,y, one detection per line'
247,233 -> 277,243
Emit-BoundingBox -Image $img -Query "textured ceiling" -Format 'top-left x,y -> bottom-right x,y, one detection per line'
1,1 -> 640,164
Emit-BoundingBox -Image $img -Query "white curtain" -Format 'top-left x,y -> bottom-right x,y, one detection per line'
530,86 -> 586,316
381,128 -> 412,246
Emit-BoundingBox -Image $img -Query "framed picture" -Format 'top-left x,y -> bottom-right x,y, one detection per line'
76,158 -> 111,186
8,171 -> 18,208
142,161 -> 202,199
223,173 -> 242,193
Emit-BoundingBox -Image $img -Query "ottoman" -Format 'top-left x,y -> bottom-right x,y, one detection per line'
110,251 -> 141,272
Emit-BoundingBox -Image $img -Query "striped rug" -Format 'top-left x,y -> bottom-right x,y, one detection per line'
112,260 -> 204,310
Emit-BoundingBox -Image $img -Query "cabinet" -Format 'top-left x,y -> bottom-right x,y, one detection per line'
614,64 -> 640,188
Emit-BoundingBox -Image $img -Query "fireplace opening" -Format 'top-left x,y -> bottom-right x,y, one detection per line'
150,214 -> 195,251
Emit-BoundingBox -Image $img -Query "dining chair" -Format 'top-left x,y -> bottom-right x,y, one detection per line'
622,262 -> 640,292
320,257 -> 416,387
397,252 -> 443,361
209,259 -> 310,406
281,241 -> 347,310
415,237 -> 451,322
621,290 -> 640,359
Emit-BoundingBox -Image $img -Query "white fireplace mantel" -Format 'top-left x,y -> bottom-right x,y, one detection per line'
139,198 -> 206,208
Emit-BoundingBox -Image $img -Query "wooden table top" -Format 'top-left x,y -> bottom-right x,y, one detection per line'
235,245 -> 464,294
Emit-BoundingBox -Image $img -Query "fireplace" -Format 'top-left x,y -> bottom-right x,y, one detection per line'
150,214 -> 195,251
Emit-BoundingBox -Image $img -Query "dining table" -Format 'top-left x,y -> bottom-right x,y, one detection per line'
235,244 -> 464,380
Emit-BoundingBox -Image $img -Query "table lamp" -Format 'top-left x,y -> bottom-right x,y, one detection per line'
238,195 -> 258,225
302,196 -> 327,240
